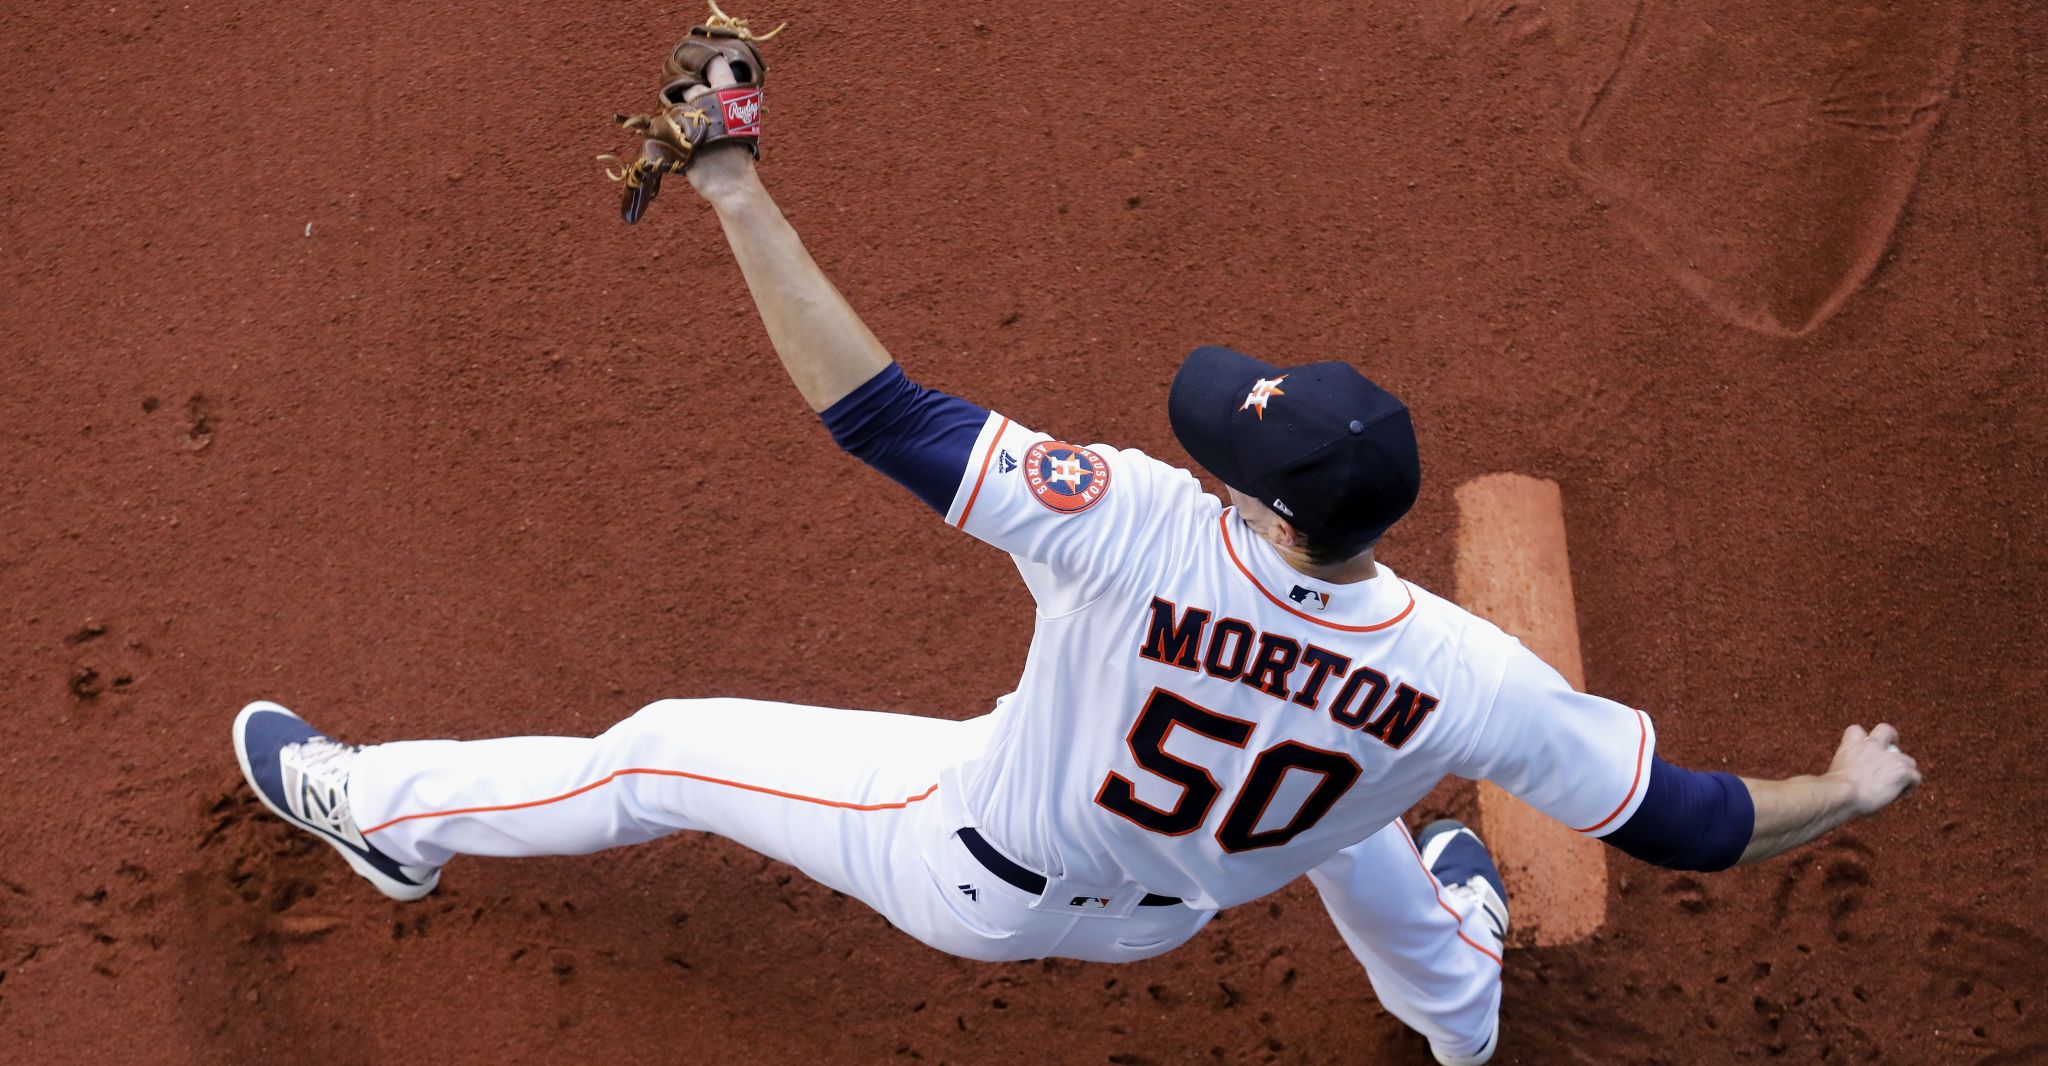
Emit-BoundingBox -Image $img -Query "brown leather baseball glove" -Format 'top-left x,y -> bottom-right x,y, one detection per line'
601,2 -> 782,224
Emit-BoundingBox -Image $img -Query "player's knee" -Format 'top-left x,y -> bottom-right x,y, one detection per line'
597,697 -> 735,746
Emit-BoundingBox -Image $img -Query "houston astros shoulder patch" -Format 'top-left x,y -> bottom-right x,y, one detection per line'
1023,441 -> 1111,514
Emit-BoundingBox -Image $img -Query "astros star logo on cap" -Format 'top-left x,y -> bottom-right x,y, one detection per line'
1241,376 -> 1287,419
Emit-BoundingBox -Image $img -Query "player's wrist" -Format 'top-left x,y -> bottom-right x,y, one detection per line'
687,147 -> 766,208
700,177 -> 768,218
1814,769 -> 1879,817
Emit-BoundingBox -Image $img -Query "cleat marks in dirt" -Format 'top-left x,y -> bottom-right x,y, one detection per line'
1664,874 -> 1710,914
1766,837 -> 1876,942
179,394 -> 216,452
58,619 -> 150,714
1919,910 -> 2048,1058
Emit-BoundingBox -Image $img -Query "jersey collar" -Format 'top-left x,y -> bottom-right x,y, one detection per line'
1218,509 -> 1416,633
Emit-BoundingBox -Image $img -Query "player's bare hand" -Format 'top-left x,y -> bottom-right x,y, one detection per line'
1825,723 -> 1922,816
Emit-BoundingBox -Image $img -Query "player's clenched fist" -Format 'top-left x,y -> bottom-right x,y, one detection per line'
1828,723 -> 1922,815
1735,720 -> 1924,866
600,1 -> 780,223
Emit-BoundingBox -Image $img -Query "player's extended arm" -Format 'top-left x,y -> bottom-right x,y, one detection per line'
684,144 -> 988,513
1483,651 -> 1922,872
667,71 -> 988,515
687,140 -> 886,412
1734,723 -> 1920,865
1600,723 -> 1921,870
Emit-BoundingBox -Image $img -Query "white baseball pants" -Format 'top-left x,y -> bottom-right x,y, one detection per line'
348,698 -> 1500,1052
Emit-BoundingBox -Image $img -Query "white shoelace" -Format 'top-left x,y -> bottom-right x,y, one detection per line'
284,737 -> 361,838
1443,878 -> 1509,945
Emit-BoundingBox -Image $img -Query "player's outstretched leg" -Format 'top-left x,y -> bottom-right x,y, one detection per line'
1307,818 -> 1509,1066
1417,819 -> 1510,1066
232,696 -> 999,952
231,701 -> 442,901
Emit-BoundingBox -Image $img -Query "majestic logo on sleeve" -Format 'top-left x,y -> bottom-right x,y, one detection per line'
1023,441 -> 1111,514
1241,376 -> 1287,419
716,88 -> 763,136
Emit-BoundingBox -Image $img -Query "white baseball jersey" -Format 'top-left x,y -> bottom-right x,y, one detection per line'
340,403 -> 1553,1051
945,414 -> 1656,910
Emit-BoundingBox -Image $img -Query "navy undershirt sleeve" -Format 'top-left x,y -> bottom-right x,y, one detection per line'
818,363 -> 991,514
1601,757 -> 1756,872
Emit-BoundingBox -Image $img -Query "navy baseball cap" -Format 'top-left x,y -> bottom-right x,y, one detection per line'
1168,346 -> 1421,547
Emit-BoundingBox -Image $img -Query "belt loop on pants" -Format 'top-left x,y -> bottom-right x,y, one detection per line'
957,827 -> 1183,908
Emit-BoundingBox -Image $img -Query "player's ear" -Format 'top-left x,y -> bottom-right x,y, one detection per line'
1271,517 -> 1303,550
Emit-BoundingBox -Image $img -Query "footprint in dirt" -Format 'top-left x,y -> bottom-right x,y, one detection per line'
67,860 -> 165,980
179,394 -> 216,452
1766,835 -> 1876,942
1664,874 -> 1710,914
165,866 -> 375,1066
60,620 -> 150,715
174,778 -> 382,1065
1920,910 -> 2048,1061
0,877 -> 50,1009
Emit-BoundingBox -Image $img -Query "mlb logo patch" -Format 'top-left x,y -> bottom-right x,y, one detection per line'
1289,585 -> 1331,612
716,88 -> 763,136
1068,895 -> 1111,910
1024,440 -> 1111,514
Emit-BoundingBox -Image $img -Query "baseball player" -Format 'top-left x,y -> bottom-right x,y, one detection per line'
231,16 -> 1923,1063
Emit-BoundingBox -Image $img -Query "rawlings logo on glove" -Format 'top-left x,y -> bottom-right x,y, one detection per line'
718,89 -> 764,136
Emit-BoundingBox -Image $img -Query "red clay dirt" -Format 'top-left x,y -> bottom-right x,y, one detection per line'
2,2 -> 2042,1064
